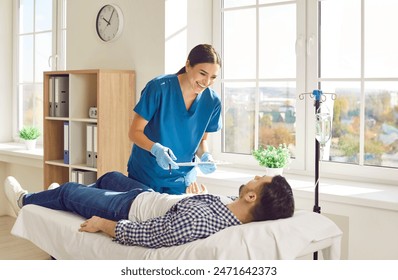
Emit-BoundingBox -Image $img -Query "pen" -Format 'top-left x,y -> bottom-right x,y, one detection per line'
167,149 -> 171,174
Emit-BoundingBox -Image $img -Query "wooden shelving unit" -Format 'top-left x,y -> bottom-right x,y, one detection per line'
43,69 -> 135,188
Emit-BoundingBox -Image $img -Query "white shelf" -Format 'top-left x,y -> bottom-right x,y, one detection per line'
45,160 -> 68,167
45,117 -> 97,123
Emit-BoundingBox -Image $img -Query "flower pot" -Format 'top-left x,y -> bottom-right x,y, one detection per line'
25,139 -> 37,150
265,167 -> 284,177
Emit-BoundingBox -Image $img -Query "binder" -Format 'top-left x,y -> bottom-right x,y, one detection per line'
71,169 -> 97,185
77,170 -> 97,185
64,122 -> 69,164
54,76 -> 69,117
86,124 -> 94,167
93,125 -> 98,168
49,76 -> 55,117
71,169 -> 78,183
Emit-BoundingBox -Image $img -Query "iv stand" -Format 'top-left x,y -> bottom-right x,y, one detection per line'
299,89 -> 336,260
313,90 -> 322,215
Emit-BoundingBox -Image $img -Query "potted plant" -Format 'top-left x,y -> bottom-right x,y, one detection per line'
19,126 -> 41,150
252,143 -> 291,176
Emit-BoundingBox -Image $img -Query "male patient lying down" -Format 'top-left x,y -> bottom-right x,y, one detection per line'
4,171 -> 294,248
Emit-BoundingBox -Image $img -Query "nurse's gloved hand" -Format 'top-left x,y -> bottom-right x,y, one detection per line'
150,143 -> 179,170
198,152 -> 216,174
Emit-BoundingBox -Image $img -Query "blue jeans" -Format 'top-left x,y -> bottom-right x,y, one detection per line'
23,171 -> 153,221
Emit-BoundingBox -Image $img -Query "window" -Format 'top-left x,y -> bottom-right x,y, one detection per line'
213,0 -> 305,170
214,0 -> 398,183
317,0 -> 398,170
15,0 -> 67,140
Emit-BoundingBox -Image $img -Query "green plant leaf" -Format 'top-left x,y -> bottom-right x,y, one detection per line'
18,126 -> 41,140
252,143 -> 291,168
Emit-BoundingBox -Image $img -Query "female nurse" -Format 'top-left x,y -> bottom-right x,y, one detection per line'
127,44 -> 222,195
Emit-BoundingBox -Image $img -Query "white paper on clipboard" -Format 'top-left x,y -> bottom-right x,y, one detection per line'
177,161 -> 230,167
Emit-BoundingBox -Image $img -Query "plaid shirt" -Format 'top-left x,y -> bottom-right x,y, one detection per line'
114,194 -> 241,248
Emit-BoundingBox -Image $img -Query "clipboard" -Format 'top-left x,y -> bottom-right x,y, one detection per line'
177,161 -> 230,167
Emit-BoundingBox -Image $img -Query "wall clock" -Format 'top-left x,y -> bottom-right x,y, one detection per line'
96,4 -> 124,42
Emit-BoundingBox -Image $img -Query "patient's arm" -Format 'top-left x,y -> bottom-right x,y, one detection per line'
79,216 -> 116,238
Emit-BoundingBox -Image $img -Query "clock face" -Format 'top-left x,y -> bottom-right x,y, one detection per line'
96,4 -> 123,42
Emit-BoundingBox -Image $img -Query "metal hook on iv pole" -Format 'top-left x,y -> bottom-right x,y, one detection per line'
299,91 -> 336,103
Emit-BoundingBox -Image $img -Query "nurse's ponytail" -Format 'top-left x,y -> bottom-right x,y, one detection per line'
176,44 -> 221,75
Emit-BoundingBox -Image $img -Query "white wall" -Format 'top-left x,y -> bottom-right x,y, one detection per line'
294,194 -> 398,260
164,0 -> 213,73
67,0 -> 212,100
67,0 -> 164,97
0,161 -> 43,217
0,0 -> 13,142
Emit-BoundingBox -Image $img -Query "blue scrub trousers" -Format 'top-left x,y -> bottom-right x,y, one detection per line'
22,171 -> 153,221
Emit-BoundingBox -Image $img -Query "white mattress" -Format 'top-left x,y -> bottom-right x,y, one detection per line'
12,205 -> 342,260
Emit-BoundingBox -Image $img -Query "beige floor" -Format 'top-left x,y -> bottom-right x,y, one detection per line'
0,215 -> 51,260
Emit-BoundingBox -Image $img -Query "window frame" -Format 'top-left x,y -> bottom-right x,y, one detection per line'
212,0 -> 398,185
13,0 -> 67,143
306,0 -> 398,185
211,0 -> 306,172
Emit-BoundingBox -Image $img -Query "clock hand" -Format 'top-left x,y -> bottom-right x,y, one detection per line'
107,9 -> 115,26
102,16 -> 110,25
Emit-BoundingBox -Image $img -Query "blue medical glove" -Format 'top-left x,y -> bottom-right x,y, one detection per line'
199,152 -> 216,174
150,143 -> 179,170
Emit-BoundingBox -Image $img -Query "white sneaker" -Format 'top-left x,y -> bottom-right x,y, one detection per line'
48,182 -> 60,190
4,176 -> 28,216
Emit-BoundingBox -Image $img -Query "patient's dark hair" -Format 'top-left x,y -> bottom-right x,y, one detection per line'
176,44 -> 222,75
252,176 -> 295,221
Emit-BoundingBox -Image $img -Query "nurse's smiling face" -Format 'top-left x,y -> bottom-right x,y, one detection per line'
185,62 -> 220,94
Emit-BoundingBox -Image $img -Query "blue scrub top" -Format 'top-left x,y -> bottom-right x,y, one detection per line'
127,74 -> 222,194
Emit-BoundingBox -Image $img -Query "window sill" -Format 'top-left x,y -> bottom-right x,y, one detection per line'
0,142 -> 43,168
197,166 -> 398,212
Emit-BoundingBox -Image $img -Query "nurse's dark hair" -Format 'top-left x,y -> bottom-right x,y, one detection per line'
176,44 -> 222,75
251,175 -> 295,221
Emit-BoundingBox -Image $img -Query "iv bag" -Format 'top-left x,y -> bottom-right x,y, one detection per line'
315,106 -> 332,146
